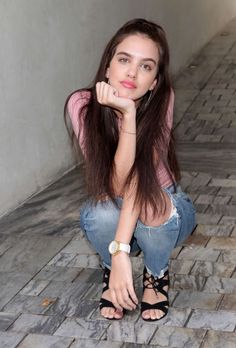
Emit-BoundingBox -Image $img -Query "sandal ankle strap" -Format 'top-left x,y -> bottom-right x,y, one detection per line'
143,268 -> 169,298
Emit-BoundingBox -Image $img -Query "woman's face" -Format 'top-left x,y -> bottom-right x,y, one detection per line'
106,34 -> 159,102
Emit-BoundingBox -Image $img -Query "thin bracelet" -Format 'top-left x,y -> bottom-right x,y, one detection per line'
120,127 -> 136,135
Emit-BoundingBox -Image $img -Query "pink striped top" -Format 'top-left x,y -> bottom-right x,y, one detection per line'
67,90 -> 175,188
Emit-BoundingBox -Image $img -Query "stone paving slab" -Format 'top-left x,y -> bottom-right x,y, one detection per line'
0,312 -> 19,331
0,331 -> 26,348
189,260 -> 235,277
150,327 -> 206,348
18,333 -> 74,348
106,320 -> 157,344
186,309 -> 236,332
194,223 -> 234,237
0,236 -> 71,273
122,344 -> 169,348
201,330 -> 236,348
203,276 -> 236,293
9,313 -> 65,335
176,246 -> 221,261
0,271 -> 34,311
173,290 -> 222,310
218,249 -> 236,262
219,294 -> 236,311
2,294 -> 57,316
34,265 -> 82,282
207,236 -> 236,249
70,339 -> 123,348
54,318 -> 111,340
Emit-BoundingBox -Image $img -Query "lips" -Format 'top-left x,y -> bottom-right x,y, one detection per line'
120,80 -> 137,89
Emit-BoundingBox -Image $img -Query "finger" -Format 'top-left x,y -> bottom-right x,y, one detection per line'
96,81 -> 107,104
100,81 -> 106,101
96,82 -> 102,103
115,289 -> 133,311
121,288 -> 136,310
107,83 -> 117,98
127,285 -> 139,306
110,289 -> 123,311
102,82 -> 116,104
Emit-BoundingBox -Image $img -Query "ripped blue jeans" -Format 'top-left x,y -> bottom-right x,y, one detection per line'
79,185 -> 196,277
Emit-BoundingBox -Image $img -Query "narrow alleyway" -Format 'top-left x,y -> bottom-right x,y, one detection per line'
0,17 -> 236,348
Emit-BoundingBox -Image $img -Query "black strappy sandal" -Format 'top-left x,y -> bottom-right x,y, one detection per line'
141,267 -> 169,321
99,267 -> 124,320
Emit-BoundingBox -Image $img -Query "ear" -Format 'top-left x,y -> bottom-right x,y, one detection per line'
149,78 -> 157,91
105,68 -> 110,79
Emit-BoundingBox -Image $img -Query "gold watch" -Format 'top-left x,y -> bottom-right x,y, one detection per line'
108,240 -> 131,256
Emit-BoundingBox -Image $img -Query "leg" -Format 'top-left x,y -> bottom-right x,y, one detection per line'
80,197 -> 140,268
79,198 -> 120,268
79,197 -> 140,319
135,203 -> 179,320
134,185 -> 196,320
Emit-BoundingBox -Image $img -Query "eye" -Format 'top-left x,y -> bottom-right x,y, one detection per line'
118,57 -> 129,63
140,63 -> 152,71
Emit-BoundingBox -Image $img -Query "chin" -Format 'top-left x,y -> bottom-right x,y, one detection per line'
119,90 -> 138,100
118,93 -> 133,99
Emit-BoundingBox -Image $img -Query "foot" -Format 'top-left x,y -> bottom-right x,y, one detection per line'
141,269 -> 169,321
99,267 -> 124,320
100,288 -> 124,320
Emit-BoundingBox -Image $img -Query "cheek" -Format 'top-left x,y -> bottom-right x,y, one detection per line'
143,76 -> 157,90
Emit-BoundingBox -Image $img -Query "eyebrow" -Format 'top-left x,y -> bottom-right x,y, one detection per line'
116,51 -> 157,65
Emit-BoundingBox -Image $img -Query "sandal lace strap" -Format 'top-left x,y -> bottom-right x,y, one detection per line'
102,267 -> 110,293
143,269 -> 169,299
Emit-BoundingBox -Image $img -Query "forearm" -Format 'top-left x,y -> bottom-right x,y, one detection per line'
114,177 -> 140,244
112,111 -> 137,193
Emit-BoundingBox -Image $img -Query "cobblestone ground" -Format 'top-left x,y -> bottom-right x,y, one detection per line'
0,18 -> 236,348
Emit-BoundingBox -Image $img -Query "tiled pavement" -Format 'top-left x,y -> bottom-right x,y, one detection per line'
0,17 -> 236,348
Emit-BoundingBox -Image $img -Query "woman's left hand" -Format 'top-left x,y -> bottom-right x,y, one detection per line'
109,252 -> 138,311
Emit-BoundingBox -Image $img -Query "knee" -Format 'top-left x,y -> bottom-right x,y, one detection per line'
139,191 -> 172,227
80,199 -> 120,233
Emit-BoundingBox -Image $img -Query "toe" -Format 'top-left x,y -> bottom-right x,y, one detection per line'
114,309 -> 123,319
101,307 -> 123,320
101,307 -> 109,318
108,308 -> 115,319
142,309 -> 150,320
150,309 -> 157,320
156,309 -> 165,320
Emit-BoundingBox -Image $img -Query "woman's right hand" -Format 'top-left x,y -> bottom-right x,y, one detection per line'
109,252 -> 138,311
96,81 -> 136,118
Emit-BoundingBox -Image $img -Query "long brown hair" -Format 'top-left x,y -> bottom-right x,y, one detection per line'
65,18 -> 180,216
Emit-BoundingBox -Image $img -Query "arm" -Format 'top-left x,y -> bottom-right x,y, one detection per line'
96,82 -> 137,194
108,90 -> 176,310
110,177 -> 140,311
96,82 -> 139,310
112,112 -> 136,194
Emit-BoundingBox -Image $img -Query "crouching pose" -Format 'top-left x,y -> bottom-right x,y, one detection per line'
65,18 -> 196,321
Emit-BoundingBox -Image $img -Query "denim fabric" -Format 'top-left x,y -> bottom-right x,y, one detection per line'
79,185 -> 196,277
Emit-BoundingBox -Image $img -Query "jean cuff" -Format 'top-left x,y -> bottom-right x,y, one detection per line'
145,265 -> 168,278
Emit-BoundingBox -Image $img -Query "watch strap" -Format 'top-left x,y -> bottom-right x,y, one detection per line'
119,242 -> 131,254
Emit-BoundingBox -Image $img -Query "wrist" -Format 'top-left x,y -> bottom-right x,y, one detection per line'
112,250 -> 129,258
121,115 -> 136,134
122,108 -> 136,121
108,240 -> 131,256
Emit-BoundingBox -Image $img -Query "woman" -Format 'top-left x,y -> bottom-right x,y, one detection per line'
65,18 -> 196,321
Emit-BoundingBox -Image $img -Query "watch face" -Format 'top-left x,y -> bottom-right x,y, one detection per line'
109,241 -> 118,254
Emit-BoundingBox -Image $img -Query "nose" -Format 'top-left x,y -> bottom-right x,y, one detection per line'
127,64 -> 138,79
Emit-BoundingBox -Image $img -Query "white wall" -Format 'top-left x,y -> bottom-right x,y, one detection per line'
1,0 -> 236,217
